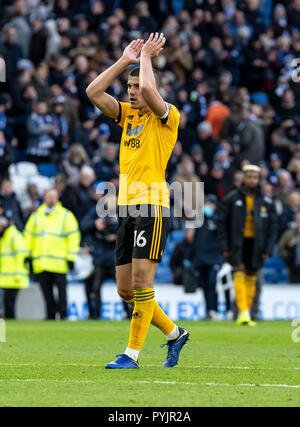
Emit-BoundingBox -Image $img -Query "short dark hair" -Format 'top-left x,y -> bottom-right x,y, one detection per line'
128,66 -> 159,86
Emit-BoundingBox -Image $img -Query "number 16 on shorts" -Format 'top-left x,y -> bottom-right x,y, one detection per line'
134,230 -> 147,248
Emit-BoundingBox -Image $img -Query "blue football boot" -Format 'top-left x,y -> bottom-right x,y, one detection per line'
105,354 -> 139,369
161,328 -> 190,368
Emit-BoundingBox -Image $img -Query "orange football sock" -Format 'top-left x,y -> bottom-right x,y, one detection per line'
234,272 -> 248,313
127,289 -> 155,351
246,275 -> 257,311
124,298 -> 175,336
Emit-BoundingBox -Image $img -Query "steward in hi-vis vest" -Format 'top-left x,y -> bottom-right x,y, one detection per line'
24,189 -> 80,320
24,202 -> 80,275
0,207 -> 29,319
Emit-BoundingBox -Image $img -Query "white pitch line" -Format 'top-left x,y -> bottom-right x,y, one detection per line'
144,365 -> 300,371
137,380 -> 300,389
0,362 -> 300,371
0,378 -> 300,389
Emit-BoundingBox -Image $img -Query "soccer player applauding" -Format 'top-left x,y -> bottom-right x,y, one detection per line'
86,34 -> 189,369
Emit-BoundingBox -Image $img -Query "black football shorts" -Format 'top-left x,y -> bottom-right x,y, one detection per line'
115,205 -> 171,266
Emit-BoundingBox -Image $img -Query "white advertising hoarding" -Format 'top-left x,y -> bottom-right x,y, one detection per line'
66,283 -> 300,321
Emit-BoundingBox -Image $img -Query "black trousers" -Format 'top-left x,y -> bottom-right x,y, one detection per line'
3,289 -> 19,319
85,265 -> 115,319
196,265 -> 218,314
85,265 -> 132,320
38,272 -> 67,320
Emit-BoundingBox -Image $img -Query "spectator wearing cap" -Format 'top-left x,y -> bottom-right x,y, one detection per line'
278,212 -> 300,283
196,121 -> 219,168
0,205 -> 29,319
186,194 -> 224,320
217,165 -> 277,326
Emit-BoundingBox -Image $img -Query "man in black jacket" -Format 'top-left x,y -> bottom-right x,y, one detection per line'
188,194 -> 224,320
217,165 -> 277,326
80,194 -> 132,320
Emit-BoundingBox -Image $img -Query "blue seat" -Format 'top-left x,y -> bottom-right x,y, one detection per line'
38,163 -> 60,177
263,255 -> 289,284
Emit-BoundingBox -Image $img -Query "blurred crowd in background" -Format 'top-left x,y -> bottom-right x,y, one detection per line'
0,0 -> 300,292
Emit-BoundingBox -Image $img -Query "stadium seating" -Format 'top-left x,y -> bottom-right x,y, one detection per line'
10,162 -> 39,178
38,163 -> 61,178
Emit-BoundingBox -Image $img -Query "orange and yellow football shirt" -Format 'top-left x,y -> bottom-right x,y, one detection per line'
114,102 -> 180,208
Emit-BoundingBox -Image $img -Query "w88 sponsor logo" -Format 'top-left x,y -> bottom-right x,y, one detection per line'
124,138 -> 141,149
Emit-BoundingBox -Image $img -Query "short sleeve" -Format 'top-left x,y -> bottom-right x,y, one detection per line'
113,102 -> 131,128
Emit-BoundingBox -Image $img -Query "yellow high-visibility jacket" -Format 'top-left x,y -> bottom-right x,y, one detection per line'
0,225 -> 30,289
24,203 -> 81,274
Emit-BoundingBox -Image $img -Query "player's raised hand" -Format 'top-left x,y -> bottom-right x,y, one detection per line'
122,39 -> 144,65
141,33 -> 166,58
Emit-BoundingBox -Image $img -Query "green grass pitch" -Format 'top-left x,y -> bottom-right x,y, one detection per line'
0,320 -> 299,407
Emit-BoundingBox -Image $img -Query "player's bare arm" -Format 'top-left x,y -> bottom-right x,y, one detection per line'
86,39 -> 144,119
140,33 -> 168,118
